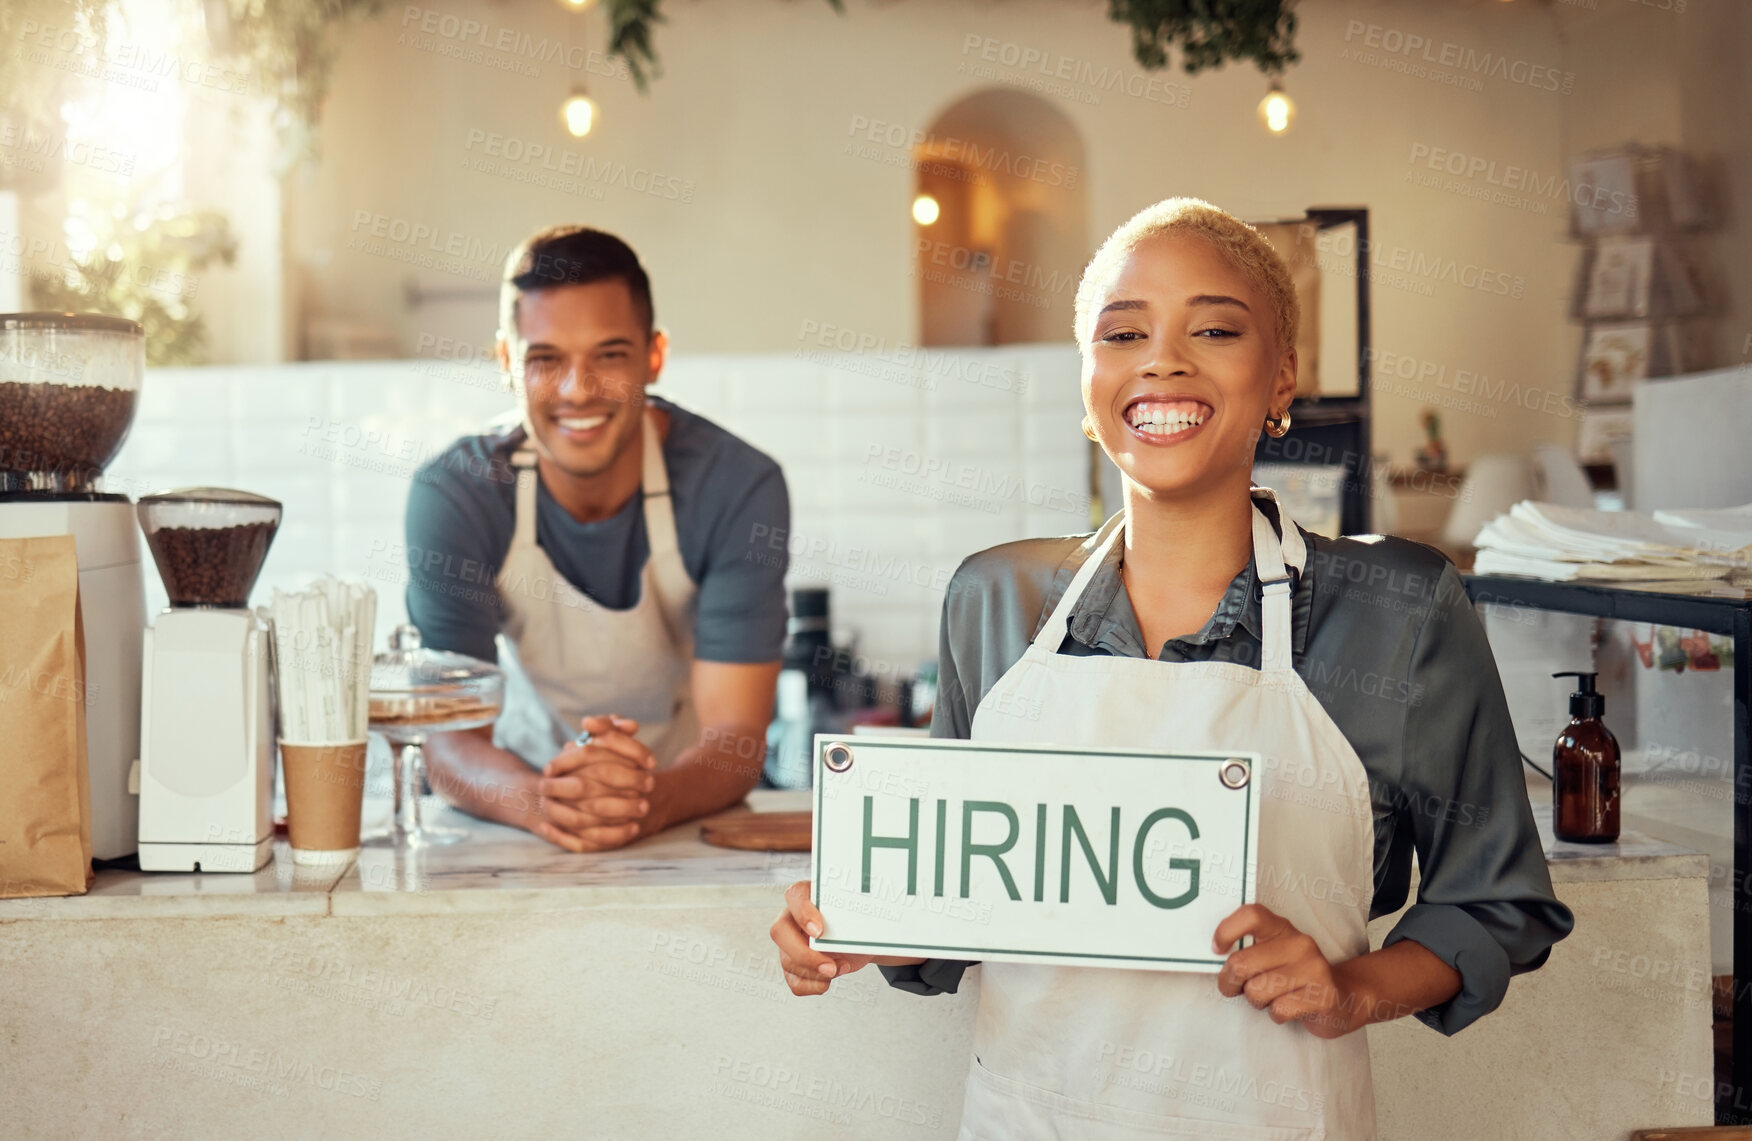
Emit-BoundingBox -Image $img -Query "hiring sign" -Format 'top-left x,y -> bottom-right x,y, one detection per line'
809,736 -> 1260,972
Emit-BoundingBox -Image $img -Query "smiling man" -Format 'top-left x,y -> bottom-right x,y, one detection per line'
405,225 -> 789,852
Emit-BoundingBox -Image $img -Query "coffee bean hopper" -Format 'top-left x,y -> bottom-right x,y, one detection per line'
135,488 -> 283,872
0,312 -> 147,861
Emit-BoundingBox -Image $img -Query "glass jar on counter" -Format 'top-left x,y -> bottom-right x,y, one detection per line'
0,312 -> 143,494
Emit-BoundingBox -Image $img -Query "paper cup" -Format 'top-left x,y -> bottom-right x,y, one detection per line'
279,739 -> 368,865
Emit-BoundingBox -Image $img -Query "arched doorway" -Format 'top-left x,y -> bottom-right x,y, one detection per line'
914,89 -> 1089,346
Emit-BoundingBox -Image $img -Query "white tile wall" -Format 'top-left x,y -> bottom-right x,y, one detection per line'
109,344 -> 1089,668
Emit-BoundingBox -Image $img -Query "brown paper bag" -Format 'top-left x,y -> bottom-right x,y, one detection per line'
0,535 -> 93,898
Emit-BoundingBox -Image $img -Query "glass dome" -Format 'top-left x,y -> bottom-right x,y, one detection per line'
369,624 -> 504,740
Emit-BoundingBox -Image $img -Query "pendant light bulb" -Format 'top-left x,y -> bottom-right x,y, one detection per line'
911,194 -> 940,226
559,0 -> 598,9
562,89 -> 598,139
1257,82 -> 1295,136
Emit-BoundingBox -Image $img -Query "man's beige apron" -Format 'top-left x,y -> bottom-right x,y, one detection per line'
493,410 -> 699,769
959,490 -> 1377,1140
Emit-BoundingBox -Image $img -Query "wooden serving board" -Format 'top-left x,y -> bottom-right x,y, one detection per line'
700,811 -> 812,852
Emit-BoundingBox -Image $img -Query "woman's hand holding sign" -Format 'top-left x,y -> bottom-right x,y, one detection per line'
1215,904 -> 1352,1037
1215,903 -> 1462,1039
772,881 -> 923,996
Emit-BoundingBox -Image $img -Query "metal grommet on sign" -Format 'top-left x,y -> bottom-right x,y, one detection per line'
823,742 -> 854,773
1219,758 -> 1251,790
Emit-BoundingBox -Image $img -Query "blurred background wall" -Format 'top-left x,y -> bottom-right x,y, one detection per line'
260,0 -> 1751,468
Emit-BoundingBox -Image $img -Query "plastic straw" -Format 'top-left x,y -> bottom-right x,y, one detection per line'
271,588 -> 305,742
271,577 -> 377,744
355,586 -> 376,738
303,597 -> 326,740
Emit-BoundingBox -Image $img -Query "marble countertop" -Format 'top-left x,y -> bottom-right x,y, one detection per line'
0,781 -> 1707,922
0,791 -> 810,922
332,792 -> 811,918
1524,772 -> 1710,883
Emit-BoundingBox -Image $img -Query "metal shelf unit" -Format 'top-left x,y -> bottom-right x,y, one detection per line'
1464,574 -> 1752,1125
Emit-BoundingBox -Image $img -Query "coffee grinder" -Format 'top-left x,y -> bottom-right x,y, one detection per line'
0,312 -> 147,860
136,488 -> 282,872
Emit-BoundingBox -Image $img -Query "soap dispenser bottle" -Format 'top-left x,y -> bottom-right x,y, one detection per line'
1551,670 -> 1620,843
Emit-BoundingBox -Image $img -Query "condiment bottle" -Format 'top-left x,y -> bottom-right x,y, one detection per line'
1551,670 -> 1620,843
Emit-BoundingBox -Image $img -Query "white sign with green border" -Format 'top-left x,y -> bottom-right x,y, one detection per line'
809,735 -> 1260,973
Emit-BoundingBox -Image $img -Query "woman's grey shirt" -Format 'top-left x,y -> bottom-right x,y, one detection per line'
879,504 -> 1574,1036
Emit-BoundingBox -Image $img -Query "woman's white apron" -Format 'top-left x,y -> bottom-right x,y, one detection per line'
959,492 -> 1377,1140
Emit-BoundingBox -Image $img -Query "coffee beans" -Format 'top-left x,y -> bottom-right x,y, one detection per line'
0,382 -> 138,490
145,522 -> 277,607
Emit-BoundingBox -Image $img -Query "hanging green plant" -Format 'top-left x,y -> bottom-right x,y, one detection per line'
30,204 -> 238,366
605,0 -> 666,91
608,0 -> 842,91
202,0 -> 389,168
0,0 -> 109,149
602,0 -> 1297,90
1109,0 -> 1298,75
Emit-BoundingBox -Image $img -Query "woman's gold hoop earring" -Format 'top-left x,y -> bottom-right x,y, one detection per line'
1081,416 -> 1099,442
1265,411 -> 1292,438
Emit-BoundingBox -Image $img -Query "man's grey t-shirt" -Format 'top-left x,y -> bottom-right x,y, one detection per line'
403,395 -> 789,664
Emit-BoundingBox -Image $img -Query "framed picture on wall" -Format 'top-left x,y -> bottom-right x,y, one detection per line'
1583,237 -> 1656,319
1578,323 -> 1650,402
1570,153 -> 1640,237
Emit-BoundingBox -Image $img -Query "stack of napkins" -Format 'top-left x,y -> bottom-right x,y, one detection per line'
1471,501 -> 1752,594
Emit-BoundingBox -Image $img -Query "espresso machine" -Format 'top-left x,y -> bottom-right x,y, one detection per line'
0,312 -> 146,860
135,488 -> 282,872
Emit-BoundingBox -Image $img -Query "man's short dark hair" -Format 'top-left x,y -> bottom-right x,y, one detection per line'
498,225 -> 654,337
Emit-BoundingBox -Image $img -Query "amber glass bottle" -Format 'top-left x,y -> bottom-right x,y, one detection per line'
1551,670 -> 1620,843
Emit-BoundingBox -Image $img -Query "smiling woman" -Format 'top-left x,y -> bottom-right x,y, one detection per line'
773,197 -> 1573,1140
1076,201 -> 1301,527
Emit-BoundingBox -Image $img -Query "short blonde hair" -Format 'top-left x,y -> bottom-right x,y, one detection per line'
1072,197 -> 1299,354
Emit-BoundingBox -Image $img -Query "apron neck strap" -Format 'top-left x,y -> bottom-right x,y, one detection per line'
639,408 -> 671,498
1030,492 -> 1303,673
1248,485 -> 1307,577
1033,511 -> 1127,651
638,408 -> 680,559
511,436 -> 539,545
637,407 -> 695,648
1250,497 -> 1295,674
